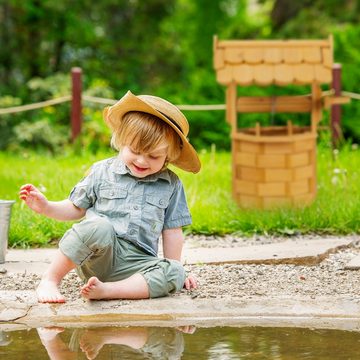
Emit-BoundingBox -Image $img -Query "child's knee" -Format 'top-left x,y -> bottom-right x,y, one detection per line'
142,259 -> 186,298
71,216 -> 114,248
59,216 -> 115,264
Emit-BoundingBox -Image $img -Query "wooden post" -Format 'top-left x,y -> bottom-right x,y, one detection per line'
71,67 -> 82,141
331,64 -> 342,147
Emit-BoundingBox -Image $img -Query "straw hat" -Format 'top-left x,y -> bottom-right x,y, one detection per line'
103,91 -> 201,173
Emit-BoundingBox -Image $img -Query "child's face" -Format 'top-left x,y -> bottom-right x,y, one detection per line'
121,145 -> 168,178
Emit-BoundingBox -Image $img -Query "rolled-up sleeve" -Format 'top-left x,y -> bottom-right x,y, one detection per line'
69,167 -> 97,209
163,179 -> 192,229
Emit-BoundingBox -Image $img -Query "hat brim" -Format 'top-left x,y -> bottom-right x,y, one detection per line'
104,91 -> 201,173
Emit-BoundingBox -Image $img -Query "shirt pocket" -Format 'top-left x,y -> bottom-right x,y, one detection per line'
142,193 -> 170,233
145,194 -> 169,210
96,186 -> 128,215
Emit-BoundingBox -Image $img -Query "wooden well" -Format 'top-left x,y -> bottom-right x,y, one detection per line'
213,35 -> 343,208
233,123 -> 316,208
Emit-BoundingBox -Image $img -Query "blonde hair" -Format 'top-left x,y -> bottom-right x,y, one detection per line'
111,111 -> 182,164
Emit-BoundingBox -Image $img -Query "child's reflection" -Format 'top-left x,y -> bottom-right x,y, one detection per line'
37,325 -> 196,359
37,327 -> 77,360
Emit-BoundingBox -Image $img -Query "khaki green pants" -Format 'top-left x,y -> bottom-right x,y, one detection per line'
59,216 -> 186,298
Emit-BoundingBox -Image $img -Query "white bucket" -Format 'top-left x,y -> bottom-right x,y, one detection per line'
0,200 -> 15,264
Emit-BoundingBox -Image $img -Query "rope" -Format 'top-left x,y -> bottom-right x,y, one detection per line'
0,95 -> 71,115
82,95 -> 116,105
1,89 -> 360,116
82,95 -> 226,110
341,91 -> 360,101
177,104 -> 226,111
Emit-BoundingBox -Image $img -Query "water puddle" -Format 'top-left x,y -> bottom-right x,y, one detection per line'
0,325 -> 360,359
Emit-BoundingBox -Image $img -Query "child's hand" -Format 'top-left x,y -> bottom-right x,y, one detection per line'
19,184 -> 48,214
184,273 -> 197,290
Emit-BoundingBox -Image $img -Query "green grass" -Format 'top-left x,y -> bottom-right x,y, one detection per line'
1,144 -> 360,248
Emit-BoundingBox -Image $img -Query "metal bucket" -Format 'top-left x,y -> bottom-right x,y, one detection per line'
0,200 -> 15,264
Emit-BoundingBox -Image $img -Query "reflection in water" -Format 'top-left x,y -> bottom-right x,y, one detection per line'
0,325 -> 360,359
36,326 -> 191,359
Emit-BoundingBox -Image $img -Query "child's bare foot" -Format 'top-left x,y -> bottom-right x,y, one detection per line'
81,277 -> 111,300
37,326 -> 65,341
79,330 -> 104,359
36,279 -> 65,303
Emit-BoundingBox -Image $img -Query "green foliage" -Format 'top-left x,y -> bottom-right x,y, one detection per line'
332,25 -> 360,142
0,96 -> 23,150
1,0 -> 360,150
0,73 -> 71,152
12,120 -> 67,153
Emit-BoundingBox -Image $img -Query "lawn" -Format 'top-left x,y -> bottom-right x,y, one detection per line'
1,143 -> 360,248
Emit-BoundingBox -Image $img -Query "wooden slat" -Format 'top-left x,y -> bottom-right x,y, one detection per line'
258,182 -> 286,196
311,83 -> 323,131
216,67 -> 232,84
239,141 -> 263,154
288,180 -> 309,195
302,47 -> 322,63
322,47 -> 333,68
226,82 -> 237,127
233,64 -> 253,85
257,154 -> 286,168
253,64 -> 274,85
234,130 -> 314,143
265,169 -> 292,181
264,142 -> 293,154
293,165 -> 313,180
293,138 -> 315,152
224,48 -> 245,64
308,151 -> 317,195
264,47 -> 283,64
314,64 -> 332,83
235,152 -> 256,167
214,49 -> 225,69
243,48 -> 263,64
217,39 -> 331,48
287,152 -> 309,167
284,47 -> 303,63
323,96 -> 350,109
294,64 -> 314,84
235,180 -> 257,195
239,167 -> 264,182
274,64 -> 294,85
236,96 -> 312,113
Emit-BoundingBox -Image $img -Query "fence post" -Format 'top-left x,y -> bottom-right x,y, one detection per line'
71,67 -> 82,141
331,63 -> 342,147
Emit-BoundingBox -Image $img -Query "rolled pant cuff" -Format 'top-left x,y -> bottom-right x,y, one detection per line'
59,231 -> 93,265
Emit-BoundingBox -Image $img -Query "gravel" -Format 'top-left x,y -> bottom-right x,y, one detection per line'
0,234 -> 359,303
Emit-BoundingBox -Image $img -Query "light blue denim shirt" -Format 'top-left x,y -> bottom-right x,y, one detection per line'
69,156 -> 192,256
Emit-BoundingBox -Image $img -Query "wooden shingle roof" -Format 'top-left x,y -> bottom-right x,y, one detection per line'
213,35 -> 333,86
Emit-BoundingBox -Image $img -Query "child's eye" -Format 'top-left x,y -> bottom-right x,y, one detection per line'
149,155 -> 159,160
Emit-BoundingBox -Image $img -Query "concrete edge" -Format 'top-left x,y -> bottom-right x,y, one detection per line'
1,296 -> 360,332
185,241 -> 355,266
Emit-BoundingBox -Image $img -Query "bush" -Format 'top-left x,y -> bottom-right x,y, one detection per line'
12,120 -> 68,153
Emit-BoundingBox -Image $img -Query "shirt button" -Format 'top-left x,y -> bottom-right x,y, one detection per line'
134,205 -> 139,210
129,229 -> 136,235
159,199 -> 165,206
110,191 -> 114,196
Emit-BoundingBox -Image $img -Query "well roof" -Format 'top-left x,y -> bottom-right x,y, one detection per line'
213,36 -> 333,86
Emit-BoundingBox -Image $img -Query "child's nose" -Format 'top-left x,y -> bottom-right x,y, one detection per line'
136,155 -> 147,165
